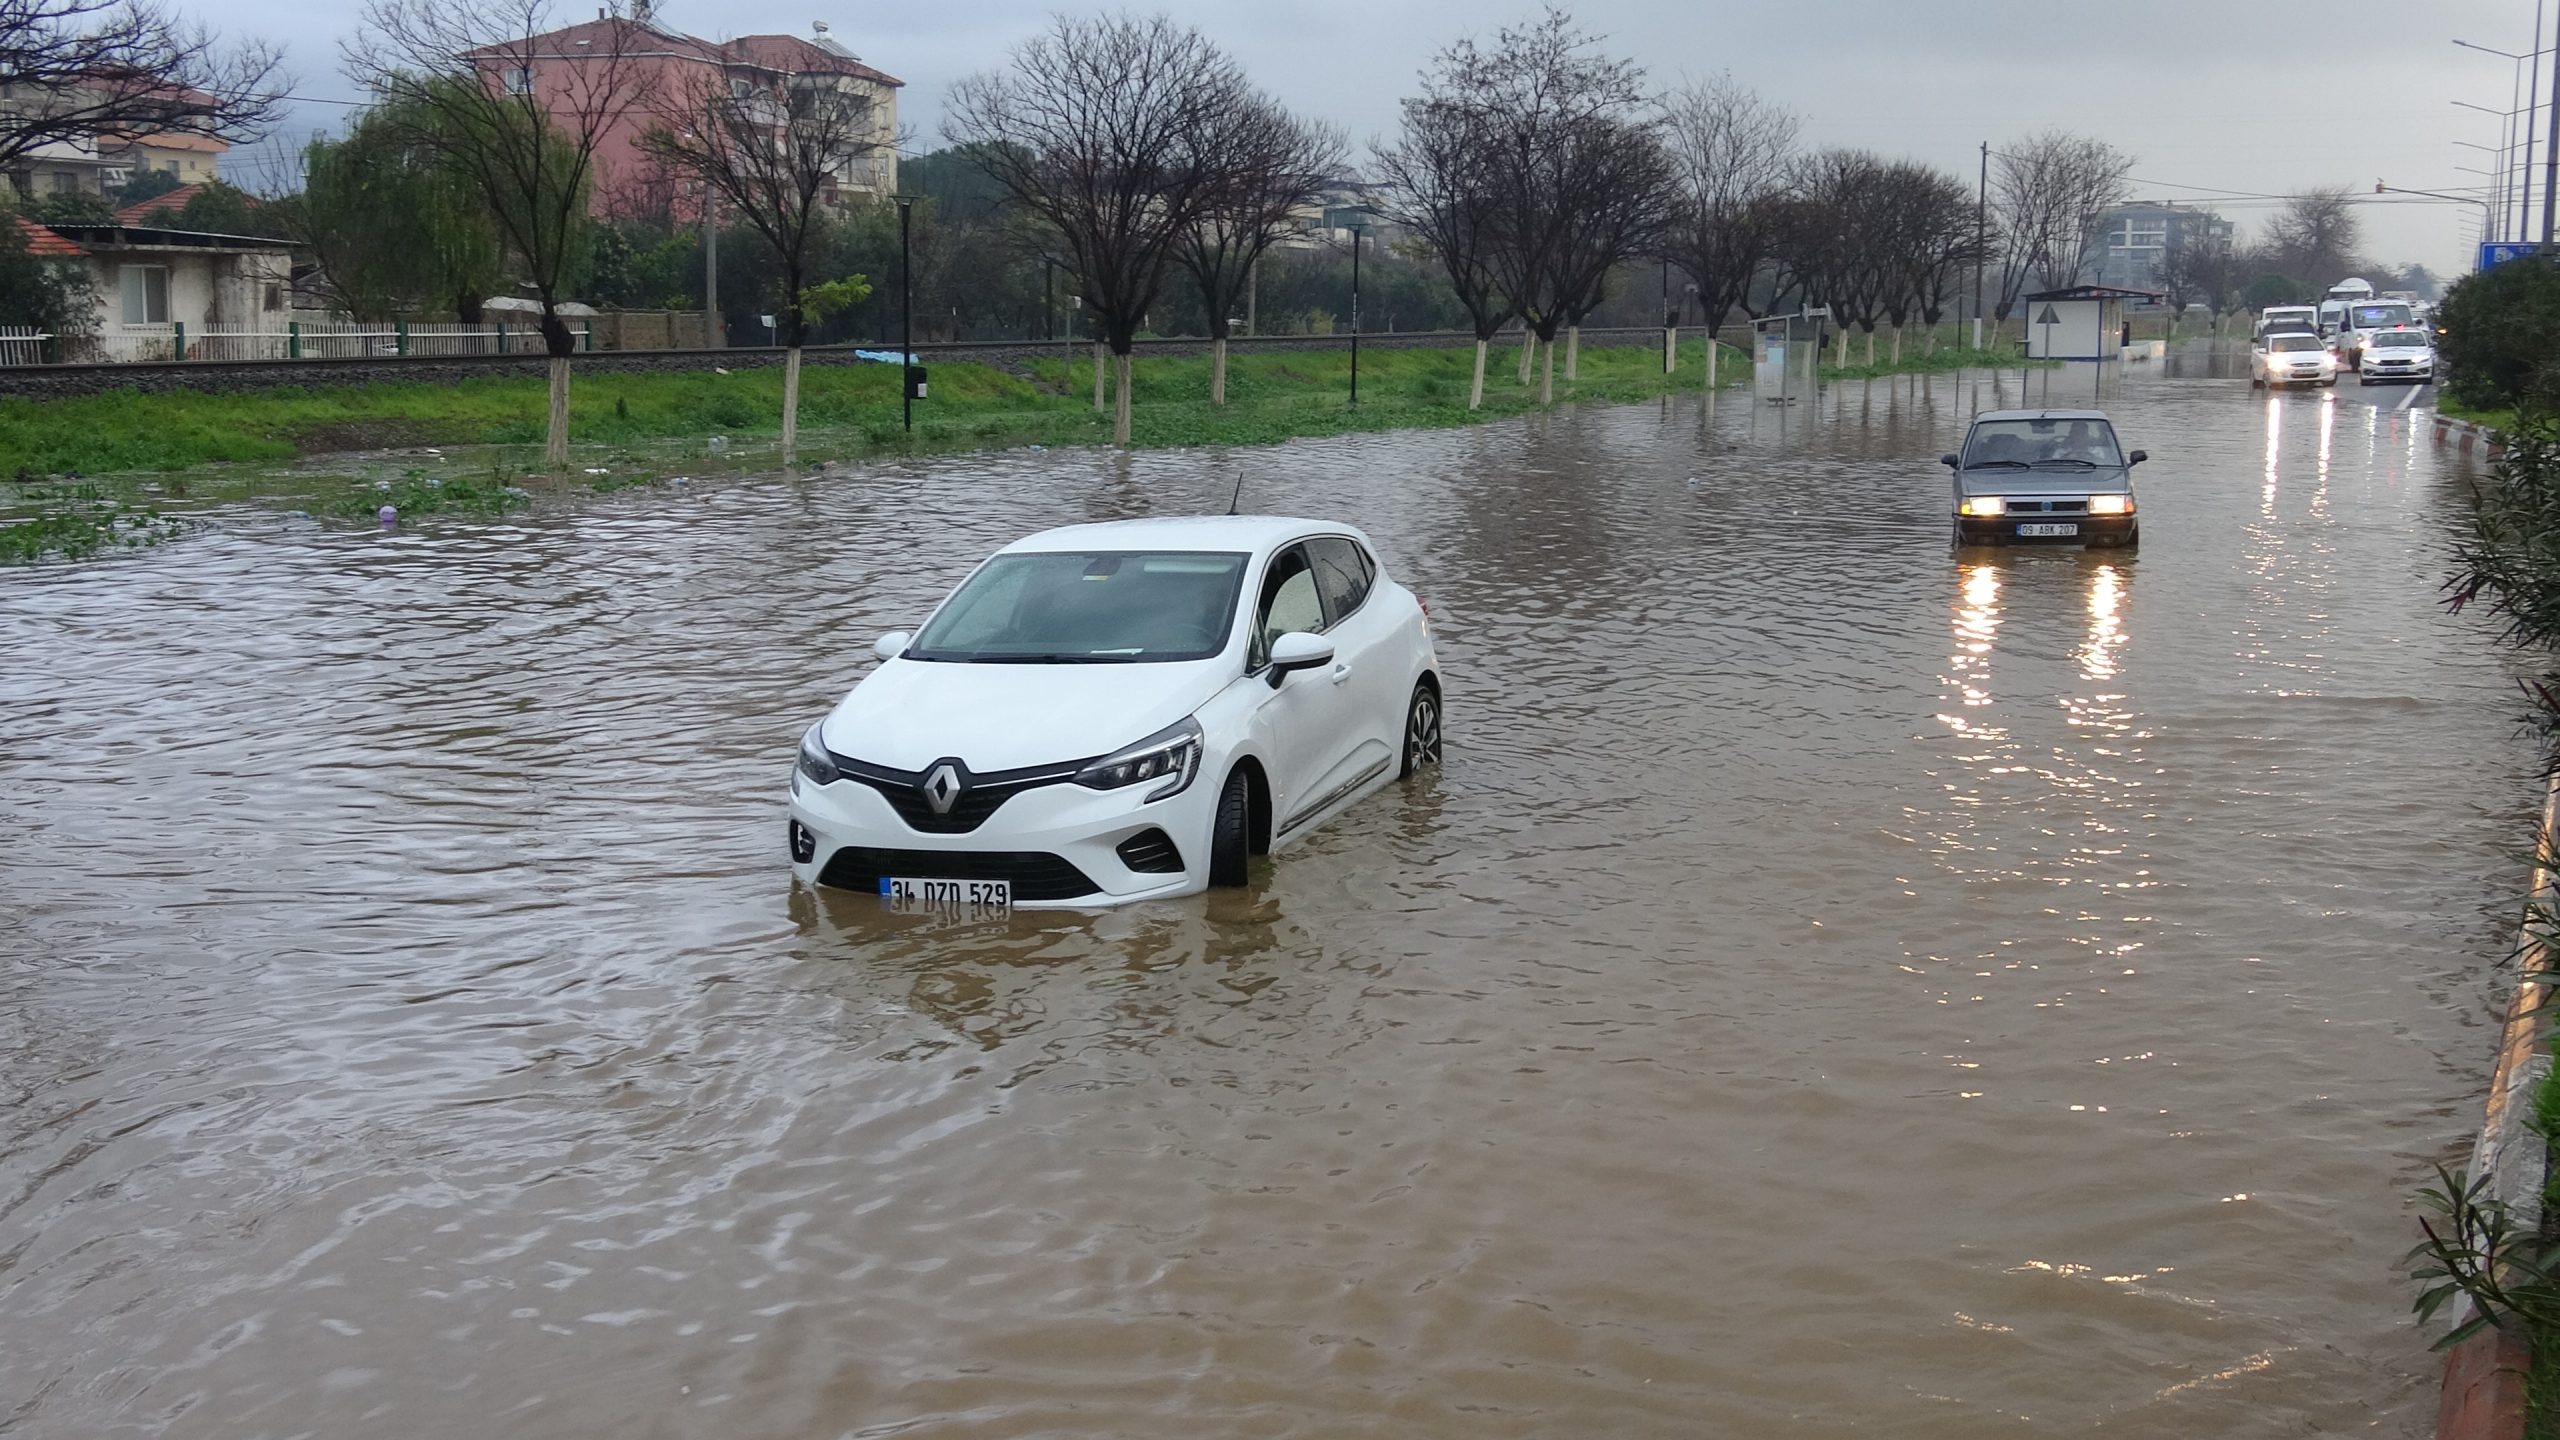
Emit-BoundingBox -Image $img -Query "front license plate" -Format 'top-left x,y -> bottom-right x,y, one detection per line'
880,876 -> 1011,919
2016,523 -> 2079,537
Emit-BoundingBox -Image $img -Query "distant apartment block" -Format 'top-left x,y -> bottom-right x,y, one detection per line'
2092,201 -> 2234,291
464,11 -> 903,217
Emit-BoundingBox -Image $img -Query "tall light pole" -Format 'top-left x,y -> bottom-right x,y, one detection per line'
1348,222 -> 1363,407
2452,36 -> 2553,237
2454,98 -> 2529,240
2375,181 -> 2500,253
897,196 -> 913,434
1973,140 -> 1989,350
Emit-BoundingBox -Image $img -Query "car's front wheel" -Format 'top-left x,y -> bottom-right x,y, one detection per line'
1400,681 -> 1443,778
1208,769 -> 1252,888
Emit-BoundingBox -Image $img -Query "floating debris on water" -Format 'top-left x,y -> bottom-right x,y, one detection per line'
376,505 -> 397,525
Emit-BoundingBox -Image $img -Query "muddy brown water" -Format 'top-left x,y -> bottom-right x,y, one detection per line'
0,369 -> 2535,1437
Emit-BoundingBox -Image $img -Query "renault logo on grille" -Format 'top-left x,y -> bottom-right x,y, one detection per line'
921,762 -> 965,816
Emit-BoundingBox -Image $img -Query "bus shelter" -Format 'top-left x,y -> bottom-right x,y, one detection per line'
2020,285 -> 2160,361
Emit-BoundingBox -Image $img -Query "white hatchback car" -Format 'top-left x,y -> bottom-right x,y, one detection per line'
788,516 -> 1443,911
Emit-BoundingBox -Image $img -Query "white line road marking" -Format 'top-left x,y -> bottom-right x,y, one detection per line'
2396,385 -> 2423,413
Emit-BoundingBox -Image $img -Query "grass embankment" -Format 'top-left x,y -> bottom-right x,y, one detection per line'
0,341 -> 1714,479
0,335 -> 2035,480
2441,393 -> 2518,434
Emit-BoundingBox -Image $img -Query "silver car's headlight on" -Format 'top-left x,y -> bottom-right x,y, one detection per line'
797,724 -> 842,787
1959,496 -> 2006,518
1076,716 -> 1202,801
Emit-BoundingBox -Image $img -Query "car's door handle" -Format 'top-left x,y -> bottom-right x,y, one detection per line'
1329,662 -> 1352,685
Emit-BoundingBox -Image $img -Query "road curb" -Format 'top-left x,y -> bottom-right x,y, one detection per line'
2437,772 -> 2560,1440
2434,414 -> 2507,458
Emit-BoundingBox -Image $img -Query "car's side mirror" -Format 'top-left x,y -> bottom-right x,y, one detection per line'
1939,452 -> 1960,469
1266,631 -> 1334,687
2127,450 -> 2148,466
875,630 -> 912,661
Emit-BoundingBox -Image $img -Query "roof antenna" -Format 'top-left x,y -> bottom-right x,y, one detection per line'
1224,471 -> 1244,516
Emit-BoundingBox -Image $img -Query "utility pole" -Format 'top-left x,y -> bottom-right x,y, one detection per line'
2547,12 -> 2560,243
899,198 -> 913,433
2529,1 -> 2546,237
1973,141 -> 1989,350
1348,227 -> 1362,406
702,186 -> 721,349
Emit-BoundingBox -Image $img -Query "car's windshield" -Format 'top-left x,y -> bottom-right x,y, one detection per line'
2271,335 -> 2324,353
2351,304 -> 2413,329
2369,330 -> 2429,349
905,550 -> 1247,663
1961,418 -> 2124,468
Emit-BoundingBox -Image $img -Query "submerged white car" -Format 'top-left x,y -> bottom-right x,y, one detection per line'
788,516 -> 1443,911
2356,326 -> 2436,385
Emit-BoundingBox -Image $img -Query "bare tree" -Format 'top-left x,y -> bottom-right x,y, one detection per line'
2264,187 -> 2360,287
1172,95 -> 1341,406
649,54 -> 896,463
1435,7 -> 1662,403
2154,221 -> 2240,317
348,0 -> 659,467
0,0 -> 287,180
1374,93 -> 1512,408
947,14 -> 1249,445
1660,73 -> 1796,337
1989,130 -> 2133,319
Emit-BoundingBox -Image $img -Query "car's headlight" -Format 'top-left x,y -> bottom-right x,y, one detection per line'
1075,716 -> 1202,801
2088,495 -> 2133,516
797,724 -> 842,787
1959,496 -> 2006,517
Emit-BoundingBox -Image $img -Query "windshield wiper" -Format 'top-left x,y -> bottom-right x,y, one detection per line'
1963,459 -> 2029,470
2031,458 -> 2101,469
964,653 -> 1140,664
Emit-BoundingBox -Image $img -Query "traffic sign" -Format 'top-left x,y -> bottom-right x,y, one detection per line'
2036,304 -> 2062,325
2480,241 -> 2549,270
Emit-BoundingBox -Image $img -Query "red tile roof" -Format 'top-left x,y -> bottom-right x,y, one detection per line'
723,34 -> 903,88
115,182 -> 255,225
16,219 -> 84,257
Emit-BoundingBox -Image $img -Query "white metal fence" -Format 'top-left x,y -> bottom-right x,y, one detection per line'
13,318 -> 599,366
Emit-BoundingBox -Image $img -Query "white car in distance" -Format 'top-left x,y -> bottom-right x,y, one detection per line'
2251,333 -> 2337,388
788,516 -> 1444,913
2356,326 -> 2436,385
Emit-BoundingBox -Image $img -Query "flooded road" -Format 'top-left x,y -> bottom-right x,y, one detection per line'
0,367 -> 2533,1437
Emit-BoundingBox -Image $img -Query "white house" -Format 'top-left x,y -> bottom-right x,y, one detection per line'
21,218 -> 293,360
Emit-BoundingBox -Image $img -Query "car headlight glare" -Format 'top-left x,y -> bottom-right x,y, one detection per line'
1075,716 -> 1203,802
1960,496 -> 2006,517
2088,494 -> 2133,516
797,724 -> 842,787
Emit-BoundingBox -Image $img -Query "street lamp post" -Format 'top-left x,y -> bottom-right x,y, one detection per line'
2454,97 -> 2532,240
2452,34 -> 2559,238
1349,224 -> 1362,407
897,196 -> 913,434
2375,181 -> 2500,254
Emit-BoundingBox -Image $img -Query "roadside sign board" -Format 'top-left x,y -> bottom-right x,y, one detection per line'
2480,241 -> 2549,270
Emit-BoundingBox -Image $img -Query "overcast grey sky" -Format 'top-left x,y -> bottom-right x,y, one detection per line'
212,0 -> 2540,278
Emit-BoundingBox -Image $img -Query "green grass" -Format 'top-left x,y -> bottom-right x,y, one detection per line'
0,335 -> 2007,483
2442,394 -> 2517,434
0,483 -> 179,562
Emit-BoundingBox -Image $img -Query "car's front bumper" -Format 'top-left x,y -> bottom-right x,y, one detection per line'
2360,363 -> 2433,382
1955,513 -> 2138,546
2265,370 -> 2335,386
787,765 -> 1218,908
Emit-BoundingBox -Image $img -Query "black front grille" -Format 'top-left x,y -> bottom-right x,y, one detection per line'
1116,828 -> 1184,874
828,752 -> 1086,834
2003,499 -> 2089,515
817,846 -> 1101,901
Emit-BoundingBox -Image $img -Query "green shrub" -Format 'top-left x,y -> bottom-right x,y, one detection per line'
2439,258 -> 2560,412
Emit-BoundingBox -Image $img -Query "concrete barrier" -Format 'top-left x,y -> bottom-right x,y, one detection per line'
2435,774 -> 2560,1440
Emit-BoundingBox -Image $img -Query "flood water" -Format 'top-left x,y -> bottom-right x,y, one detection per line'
0,367 -> 2534,1437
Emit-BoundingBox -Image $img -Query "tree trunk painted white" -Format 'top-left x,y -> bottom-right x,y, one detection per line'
780,347 -> 802,466
1113,352 -> 1133,446
1663,325 -> 1677,374
1564,325 -> 1580,381
1093,339 -> 1106,411
1212,336 -> 1228,406
1540,338 -> 1555,404
1891,327 -> 1903,364
1706,334 -> 1719,389
1518,330 -> 1535,385
1864,330 -> 1875,366
545,356 -> 570,467
1469,338 -> 1487,410
1835,327 -> 1849,368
